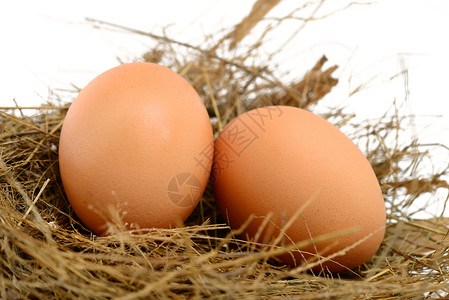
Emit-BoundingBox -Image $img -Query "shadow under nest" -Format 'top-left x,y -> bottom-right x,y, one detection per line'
1,1 -> 449,299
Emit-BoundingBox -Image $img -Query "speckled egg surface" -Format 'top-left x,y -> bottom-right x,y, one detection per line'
213,105 -> 386,272
59,62 -> 213,235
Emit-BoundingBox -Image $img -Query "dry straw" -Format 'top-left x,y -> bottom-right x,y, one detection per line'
1,1 -> 449,299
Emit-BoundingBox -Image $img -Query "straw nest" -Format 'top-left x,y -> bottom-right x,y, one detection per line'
1,1 -> 448,299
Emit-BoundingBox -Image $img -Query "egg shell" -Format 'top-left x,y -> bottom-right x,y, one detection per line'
59,62 -> 213,235
213,105 -> 386,272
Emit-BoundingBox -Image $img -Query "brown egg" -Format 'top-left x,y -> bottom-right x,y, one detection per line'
59,62 -> 213,235
213,106 -> 386,272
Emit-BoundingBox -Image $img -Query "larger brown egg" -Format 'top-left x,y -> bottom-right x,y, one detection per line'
59,62 -> 213,235
213,106 -> 386,272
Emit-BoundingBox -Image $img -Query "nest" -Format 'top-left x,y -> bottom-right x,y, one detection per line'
1,1 -> 448,298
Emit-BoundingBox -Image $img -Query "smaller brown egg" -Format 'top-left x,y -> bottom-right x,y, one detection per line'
213,106 -> 386,272
59,63 -> 214,235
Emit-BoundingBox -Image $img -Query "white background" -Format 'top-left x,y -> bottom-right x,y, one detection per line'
1,0 -> 448,217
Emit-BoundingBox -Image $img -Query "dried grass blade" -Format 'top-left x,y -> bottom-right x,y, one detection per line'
0,111 -> 58,139
226,0 -> 281,50
18,179 -> 50,226
202,65 -> 223,132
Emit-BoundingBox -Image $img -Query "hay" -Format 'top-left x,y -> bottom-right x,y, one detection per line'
1,1 -> 448,298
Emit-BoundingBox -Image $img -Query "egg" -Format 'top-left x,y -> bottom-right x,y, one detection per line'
59,62 -> 213,235
213,105 -> 386,272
